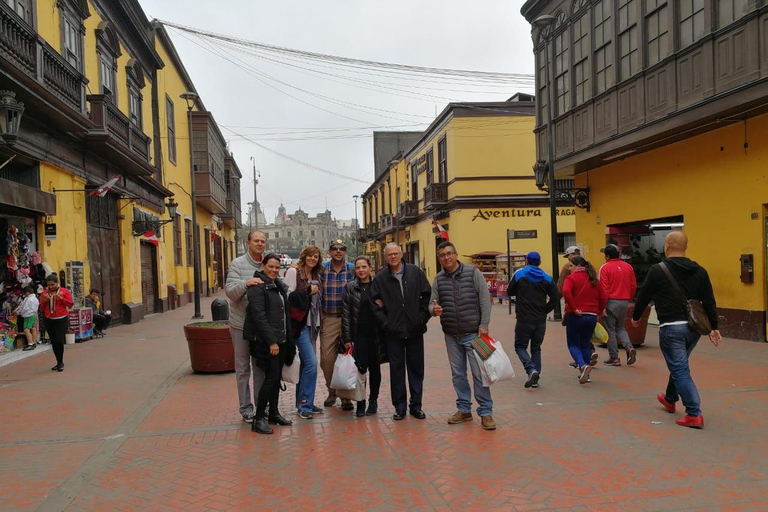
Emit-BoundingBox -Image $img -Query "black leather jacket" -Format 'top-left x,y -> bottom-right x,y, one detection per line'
342,277 -> 372,343
243,271 -> 291,354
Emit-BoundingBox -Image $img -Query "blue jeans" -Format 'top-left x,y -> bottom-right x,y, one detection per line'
566,314 -> 597,367
659,324 -> 702,417
295,327 -> 318,414
444,333 -> 493,417
514,321 -> 546,375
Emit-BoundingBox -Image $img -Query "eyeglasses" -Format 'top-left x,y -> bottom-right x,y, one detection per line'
438,251 -> 457,259
330,246 -> 347,251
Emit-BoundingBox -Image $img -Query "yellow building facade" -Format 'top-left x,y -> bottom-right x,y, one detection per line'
361,100 -> 576,282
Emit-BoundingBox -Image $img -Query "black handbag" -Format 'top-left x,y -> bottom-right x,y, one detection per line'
659,262 -> 712,335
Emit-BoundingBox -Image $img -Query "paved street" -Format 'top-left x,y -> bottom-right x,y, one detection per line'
2,293 -> 768,512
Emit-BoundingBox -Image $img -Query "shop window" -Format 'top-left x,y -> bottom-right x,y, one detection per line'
438,136 -> 447,183
173,214 -> 182,266
554,30 -> 569,114
185,219 -> 193,266
557,232 -> 577,253
594,0 -> 614,94
717,0 -> 747,28
646,0 -> 669,65
681,0 -> 706,46
166,96 -> 176,164
572,14 -> 590,106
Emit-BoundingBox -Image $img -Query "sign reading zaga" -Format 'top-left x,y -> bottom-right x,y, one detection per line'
471,208 -> 576,221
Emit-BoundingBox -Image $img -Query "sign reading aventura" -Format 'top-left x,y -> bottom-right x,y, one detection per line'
472,208 -> 576,221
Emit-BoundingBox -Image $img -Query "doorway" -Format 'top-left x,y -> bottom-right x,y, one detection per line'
140,242 -> 158,314
86,194 -> 122,325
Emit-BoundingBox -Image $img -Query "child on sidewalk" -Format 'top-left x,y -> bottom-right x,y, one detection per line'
15,286 -> 39,351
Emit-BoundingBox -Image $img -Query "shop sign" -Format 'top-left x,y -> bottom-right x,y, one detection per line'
44,223 -> 57,240
508,230 -> 538,239
471,208 -> 576,221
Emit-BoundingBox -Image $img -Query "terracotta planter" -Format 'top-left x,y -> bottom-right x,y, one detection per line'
625,303 -> 651,346
183,322 -> 235,373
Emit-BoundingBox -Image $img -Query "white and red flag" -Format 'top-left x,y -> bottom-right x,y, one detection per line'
89,174 -> 121,196
433,220 -> 449,241
143,231 -> 159,247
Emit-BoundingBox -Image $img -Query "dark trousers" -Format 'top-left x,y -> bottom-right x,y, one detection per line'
93,313 -> 111,332
387,334 -> 424,412
514,321 -> 546,375
255,344 -> 286,419
45,317 -> 68,366
566,314 -> 598,367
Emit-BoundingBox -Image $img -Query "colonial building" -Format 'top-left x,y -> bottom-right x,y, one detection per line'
0,1 -> 240,329
263,205 -> 349,257
521,0 -> 768,340
360,100 -> 576,280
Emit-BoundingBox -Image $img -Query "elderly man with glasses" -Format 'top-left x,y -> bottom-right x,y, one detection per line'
320,240 -> 356,410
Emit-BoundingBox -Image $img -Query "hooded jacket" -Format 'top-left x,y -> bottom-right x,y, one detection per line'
632,257 -> 718,329
508,264 -> 559,323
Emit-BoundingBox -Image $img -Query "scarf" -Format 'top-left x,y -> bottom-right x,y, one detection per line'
47,288 -> 59,315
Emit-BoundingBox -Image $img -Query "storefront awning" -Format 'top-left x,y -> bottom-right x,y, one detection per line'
0,178 -> 56,215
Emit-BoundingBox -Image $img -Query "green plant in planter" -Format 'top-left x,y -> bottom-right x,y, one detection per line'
186,322 -> 229,328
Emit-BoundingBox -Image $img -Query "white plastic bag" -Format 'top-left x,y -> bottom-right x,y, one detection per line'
474,340 -> 515,386
337,371 -> 367,402
330,350 -> 358,390
281,352 -> 301,384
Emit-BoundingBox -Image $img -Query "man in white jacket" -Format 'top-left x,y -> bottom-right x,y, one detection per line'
225,230 -> 266,423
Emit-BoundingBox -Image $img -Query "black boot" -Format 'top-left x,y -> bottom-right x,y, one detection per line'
252,417 -> 273,435
366,398 -> 378,416
356,400 -> 366,417
268,411 -> 293,426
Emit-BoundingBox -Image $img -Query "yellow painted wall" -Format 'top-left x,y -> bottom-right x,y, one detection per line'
38,163 -> 90,288
574,112 -> 768,317
36,0 -> 60,51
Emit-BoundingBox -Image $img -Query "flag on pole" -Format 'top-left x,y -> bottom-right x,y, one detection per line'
143,231 -> 159,247
433,220 -> 449,241
89,174 -> 121,196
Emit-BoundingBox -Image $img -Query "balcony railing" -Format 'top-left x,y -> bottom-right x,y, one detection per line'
380,213 -> 396,233
399,200 -> 418,224
0,6 -> 35,76
365,222 -> 379,239
41,43 -> 84,113
88,95 -> 151,162
424,183 -> 448,209
357,228 -> 368,241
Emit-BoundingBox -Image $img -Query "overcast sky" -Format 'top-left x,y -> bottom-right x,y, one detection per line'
140,0 -> 535,223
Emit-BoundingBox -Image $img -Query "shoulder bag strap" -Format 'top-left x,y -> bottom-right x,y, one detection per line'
658,262 -> 688,304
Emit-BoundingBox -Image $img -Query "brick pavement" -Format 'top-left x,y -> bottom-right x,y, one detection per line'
2,293 -> 768,511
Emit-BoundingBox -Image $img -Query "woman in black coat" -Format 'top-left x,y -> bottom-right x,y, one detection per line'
243,253 -> 294,434
341,256 -> 385,417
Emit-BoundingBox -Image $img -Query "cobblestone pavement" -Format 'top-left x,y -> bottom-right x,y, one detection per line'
2,293 -> 768,512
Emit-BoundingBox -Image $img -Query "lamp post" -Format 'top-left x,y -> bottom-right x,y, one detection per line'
181,91 -> 203,319
532,14 -> 562,320
352,194 -> 359,257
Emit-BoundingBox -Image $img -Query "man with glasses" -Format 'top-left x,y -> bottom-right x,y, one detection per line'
430,242 -> 496,430
370,243 -> 432,421
321,239 -> 355,410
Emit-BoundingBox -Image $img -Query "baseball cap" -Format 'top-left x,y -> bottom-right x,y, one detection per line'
563,245 -> 580,258
526,251 -> 541,265
601,244 -> 620,258
329,239 -> 347,250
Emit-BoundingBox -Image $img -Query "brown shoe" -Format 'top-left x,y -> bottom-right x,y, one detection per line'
323,393 -> 338,407
447,411 -> 473,424
481,416 -> 497,430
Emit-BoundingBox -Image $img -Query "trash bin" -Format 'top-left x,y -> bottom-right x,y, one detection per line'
211,298 -> 229,321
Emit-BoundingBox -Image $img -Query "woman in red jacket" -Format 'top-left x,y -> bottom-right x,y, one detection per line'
563,257 -> 606,384
39,274 -> 73,372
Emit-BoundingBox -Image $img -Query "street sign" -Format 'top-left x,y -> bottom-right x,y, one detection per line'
507,229 -> 515,240
509,229 -> 537,239
45,223 -> 57,240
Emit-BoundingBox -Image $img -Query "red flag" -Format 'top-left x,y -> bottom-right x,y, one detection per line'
90,174 -> 121,196
143,231 -> 159,247
433,220 -> 449,241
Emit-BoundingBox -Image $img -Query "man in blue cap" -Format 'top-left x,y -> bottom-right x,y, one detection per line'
508,251 -> 560,389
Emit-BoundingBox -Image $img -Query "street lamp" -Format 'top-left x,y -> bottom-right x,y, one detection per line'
532,14 -> 562,320
0,90 -> 24,144
352,194 -> 359,257
181,91 -> 203,319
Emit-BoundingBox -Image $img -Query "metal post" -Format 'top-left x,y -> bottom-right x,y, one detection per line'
507,230 -> 512,316
353,194 -> 359,257
544,33 -> 562,320
187,103 -> 203,319
251,157 -> 259,230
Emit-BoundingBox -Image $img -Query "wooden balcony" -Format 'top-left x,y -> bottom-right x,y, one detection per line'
87,94 -> 154,176
380,213 -> 396,235
424,183 -> 448,210
365,222 -> 379,239
399,200 -> 418,224
223,198 -> 242,229
195,171 -> 227,215
357,227 -> 368,242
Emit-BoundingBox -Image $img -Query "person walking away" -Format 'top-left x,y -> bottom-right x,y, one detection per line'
243,254 -> 295,435
563,257 -> 606,385
631,231 -> 721,429
319,240 -> 355,410
225,230 -> 266,423
283,245 -> 324,419
508,252 -> 560,389
557,245 -> 581,291
370,243 -> 431,421
84,289 -> 111,336
15,286 -> 39,351
430,242 -> 496,430
599,244 -> 638,366
39,274 -> 73,372
341,256 -> 385,417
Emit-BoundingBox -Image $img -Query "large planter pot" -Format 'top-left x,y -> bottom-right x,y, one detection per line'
183,322 -> 235,373
625,303 -> 651,346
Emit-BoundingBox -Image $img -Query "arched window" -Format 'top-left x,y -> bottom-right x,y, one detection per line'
126,59 -> 145,128
58,0 -> 89,71
95,21 -> 121,104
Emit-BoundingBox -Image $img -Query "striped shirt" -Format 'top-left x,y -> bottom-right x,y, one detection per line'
322,262 -> 353,315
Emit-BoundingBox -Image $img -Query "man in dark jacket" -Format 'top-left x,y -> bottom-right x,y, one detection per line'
508,252 -> 560,389
631,231 -> 721,429
370,242 -> 432,421
429,242 -> 495,430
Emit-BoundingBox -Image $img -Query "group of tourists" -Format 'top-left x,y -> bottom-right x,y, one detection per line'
226,229 -> 721,434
